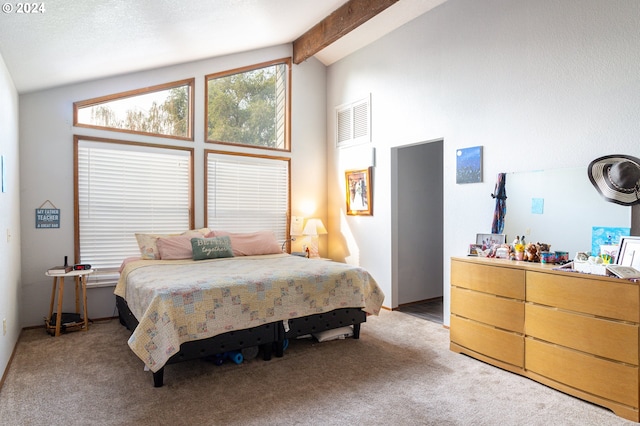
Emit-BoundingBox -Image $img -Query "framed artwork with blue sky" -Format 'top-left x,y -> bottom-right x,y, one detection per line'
456,146 -> 482,184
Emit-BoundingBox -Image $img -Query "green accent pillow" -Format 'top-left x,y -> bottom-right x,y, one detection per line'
191,236 -> 234,260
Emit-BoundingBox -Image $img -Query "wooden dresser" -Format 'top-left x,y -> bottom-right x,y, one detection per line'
450,257 -> 640,422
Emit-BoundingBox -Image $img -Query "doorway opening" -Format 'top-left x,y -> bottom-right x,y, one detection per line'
391,139 -> 444,322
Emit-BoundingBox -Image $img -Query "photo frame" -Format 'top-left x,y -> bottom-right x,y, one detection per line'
476,233 -> 506,249
345,167 -> 373,216
468,244 -> 482,256
616,236 -> 640,269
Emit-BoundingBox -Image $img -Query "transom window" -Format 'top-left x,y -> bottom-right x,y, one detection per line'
74,79 -> 194,140
206,58 -> 290,151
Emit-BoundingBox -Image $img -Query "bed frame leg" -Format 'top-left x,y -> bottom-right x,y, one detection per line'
274,339 -> 284,357
261,343 -> 272,361
153,368 -> 164,387
353,323 -> 361,339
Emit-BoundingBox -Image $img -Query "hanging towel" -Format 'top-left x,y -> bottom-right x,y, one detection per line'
491,173 -> 507,234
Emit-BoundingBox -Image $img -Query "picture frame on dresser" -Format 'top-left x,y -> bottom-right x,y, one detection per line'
616,236 -> 640,268
475,233 -> 505,249
468,244 -> 482,256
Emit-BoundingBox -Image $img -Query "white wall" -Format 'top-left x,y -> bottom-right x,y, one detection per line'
0,52 -> 21,378
326,0 -> 640,320
18,44 -> 327,327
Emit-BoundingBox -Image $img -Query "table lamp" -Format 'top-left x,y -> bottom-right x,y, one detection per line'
302,218 -> 327,258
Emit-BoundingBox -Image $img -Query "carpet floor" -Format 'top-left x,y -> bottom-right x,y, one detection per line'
0,310 -> 635,425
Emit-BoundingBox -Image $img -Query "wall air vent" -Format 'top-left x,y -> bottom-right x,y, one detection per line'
336,94 -> 370,148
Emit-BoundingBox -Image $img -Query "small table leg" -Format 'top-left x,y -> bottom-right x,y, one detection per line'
55,277 -> 65,337
48,276 -> 57,322
81,274 -> 89,331
75,276 -> 80,314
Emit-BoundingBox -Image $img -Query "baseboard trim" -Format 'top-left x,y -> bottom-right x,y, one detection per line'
0,328 -> 23,394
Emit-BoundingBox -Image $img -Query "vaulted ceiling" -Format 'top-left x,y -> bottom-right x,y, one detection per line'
0,0 -> 447,93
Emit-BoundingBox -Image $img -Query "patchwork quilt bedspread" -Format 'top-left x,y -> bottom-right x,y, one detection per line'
115,254 -> 385,372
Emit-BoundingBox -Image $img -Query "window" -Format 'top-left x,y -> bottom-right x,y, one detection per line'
206,58 -> 290,151
74,79 -> 194,140
206,151 -> 289,243
75,136 -> 193,283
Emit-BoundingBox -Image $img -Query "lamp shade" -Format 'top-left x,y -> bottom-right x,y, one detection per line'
302,218 -> 327,236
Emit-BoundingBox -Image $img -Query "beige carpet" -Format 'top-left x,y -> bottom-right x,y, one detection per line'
0,310 -> 635,425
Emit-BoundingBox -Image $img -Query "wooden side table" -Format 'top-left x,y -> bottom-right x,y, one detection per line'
45,269 -> 94,337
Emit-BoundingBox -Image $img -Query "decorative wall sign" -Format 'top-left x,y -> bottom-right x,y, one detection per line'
36,200 -> 60,229
456,146 -> 483,184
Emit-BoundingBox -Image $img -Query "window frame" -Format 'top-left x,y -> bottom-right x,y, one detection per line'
204,149 -> 291,249
73,78 -> 195,141
205,58 -> 291,152
74,134 -> 195,272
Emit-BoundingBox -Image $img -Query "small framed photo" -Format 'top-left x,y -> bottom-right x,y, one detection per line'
345,167 -> 373,216
468,244 -> 482,256
616,236 -> 640,269
476,233 -> 506,249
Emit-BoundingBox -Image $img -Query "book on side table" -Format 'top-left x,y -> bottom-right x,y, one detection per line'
47,265 -> 73,275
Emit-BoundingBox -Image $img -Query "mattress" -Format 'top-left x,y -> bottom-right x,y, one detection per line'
115,254 -> 384,372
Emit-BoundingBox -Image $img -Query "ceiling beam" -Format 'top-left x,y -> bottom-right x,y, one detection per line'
292,0 -> 400,64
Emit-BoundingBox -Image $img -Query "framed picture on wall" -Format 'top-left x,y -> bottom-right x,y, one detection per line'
456,146 -> 483,184
345,167 -> 373,215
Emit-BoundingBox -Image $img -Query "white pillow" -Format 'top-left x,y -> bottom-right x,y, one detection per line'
312,326 -> 354,342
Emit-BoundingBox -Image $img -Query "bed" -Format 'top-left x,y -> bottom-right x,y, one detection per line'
115,252 -> 384,387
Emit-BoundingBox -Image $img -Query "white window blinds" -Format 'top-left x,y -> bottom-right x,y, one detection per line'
77,139 -> 192,271
206,152 -> 289,243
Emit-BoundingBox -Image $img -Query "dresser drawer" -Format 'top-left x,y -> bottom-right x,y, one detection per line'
451,286 -> 524,333
526,271 -> 639,322
450,315 -> 524,368
451,260 -> 525,299
525,303 -> 638,364
526,337 -> 638,407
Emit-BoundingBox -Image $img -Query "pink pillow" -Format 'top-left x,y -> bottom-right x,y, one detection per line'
157,231 -> 201,260
208,230 -> 281,256
135,228 -> 210,260
119,256 -> 141,273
